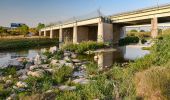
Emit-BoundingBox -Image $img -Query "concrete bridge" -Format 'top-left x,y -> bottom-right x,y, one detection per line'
40,3 -> 170,44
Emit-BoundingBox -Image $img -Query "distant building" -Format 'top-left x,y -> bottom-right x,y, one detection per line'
10,23 -> 25,28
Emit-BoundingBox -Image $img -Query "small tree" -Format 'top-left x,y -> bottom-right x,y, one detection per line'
37,23 -> 45,30
19,25 -> 29,36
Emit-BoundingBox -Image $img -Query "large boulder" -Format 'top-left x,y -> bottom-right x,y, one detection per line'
72,78 -> 89,84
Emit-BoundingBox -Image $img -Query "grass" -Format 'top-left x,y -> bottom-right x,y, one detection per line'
0,37 -> 58,51
61,41 -> 105,54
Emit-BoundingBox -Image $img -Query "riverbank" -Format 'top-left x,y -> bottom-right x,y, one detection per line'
0,36 -> 169,99
0,37 -> 58,51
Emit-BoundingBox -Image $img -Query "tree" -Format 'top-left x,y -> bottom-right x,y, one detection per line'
140,30 -> 145,32
19,25 -> 29,36
37,23 -> 45,30
0,27 -> 7,37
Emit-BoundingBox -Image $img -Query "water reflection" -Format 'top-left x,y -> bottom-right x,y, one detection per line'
96,46 -> 150,68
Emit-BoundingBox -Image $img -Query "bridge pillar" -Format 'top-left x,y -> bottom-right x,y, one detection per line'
44,31 -> 47,37
39,31 -> 41,36
151,17 -> 158,38
59,28 -> 63,42
97,18 -> 113,43
50,29 -> 53,38
120,27 -> 126,38
73,23 -> 78,43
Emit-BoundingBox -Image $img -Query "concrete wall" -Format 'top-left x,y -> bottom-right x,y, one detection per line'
88,26 -> 98,41
52,29 -> 59,39
63,28 -> 73,42
77,26 -> 89,42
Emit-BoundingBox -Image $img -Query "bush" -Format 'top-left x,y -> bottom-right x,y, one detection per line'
119,36 -> 139,46
53,66 -> 73,83
62,41 -> 105,54
141,38 -> 147,44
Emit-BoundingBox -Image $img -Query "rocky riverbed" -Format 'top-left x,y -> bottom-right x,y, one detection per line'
0,46 -> 94,99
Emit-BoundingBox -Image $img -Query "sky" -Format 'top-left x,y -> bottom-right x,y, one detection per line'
0,0 -> 170,27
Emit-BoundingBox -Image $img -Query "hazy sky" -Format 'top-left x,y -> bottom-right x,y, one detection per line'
0,0 -> 170,27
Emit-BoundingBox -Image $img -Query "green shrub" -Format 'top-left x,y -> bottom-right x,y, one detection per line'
53,66 -> 73,83
141,38 -> 147,44
119,36 -> 139,46
62,41 -> 105,54
86,62 -> 99,75
53,50 -> 64,60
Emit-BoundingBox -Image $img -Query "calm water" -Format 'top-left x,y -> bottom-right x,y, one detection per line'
0,45 -> 150,67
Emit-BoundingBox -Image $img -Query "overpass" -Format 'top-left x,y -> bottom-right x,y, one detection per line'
40,3 -> 170,44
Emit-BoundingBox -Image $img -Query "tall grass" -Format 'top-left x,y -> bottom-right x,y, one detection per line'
61,41 -> 105,54
0,38 -> 58,51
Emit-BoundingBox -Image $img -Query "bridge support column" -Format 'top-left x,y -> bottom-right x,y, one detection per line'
39,31 -> 41,36
50,30 -> 53,38
151,17 -> 158,38
44,31 -> 47,37
73,23 -> 78,43
120,27 -> 126,38
97,19 -> 113,43
59,28 -> 63,42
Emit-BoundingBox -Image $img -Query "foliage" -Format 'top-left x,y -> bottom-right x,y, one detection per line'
0,38 -> 58,51
62,41 -> 105,54
53,50 -> 64,60
19,25 -> 29,36
37,23 -> 45,30
0,67 -> 16,76
119,36 -> 139,46
141,38 -> 147,44
86,62 -> 99,75
25,75 -> 53,93
53,66 -> 73,83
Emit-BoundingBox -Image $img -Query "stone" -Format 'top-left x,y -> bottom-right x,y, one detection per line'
6,93 -> 17,100
29,65 -> 39,70
59,60 -> 66,66
27,70 -> 44,78
41,64 -> 49,69
19,75 -> 28,80
50,59 -> 58,65
16,81 -> 28,88
73,71 -> 86,78
72,59 -> 81,63
94,55 -> 98,61
42,90 -> 56,100
71,53 -> 77,59
58,85 -> 76,91
44,68 -> 54,74
74,63 -> 82,66
72,78 -> 89,84
64,56 -> 71,62
49,46 -> 58,54
34,54 -> 42,65
64,52 -> 71,57
65,63 -> 74,68
6,80 -> 13,86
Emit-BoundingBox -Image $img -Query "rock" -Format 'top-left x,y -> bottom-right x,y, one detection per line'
72,78 -> 89,84
58,85 -> 76,91
50,59 -> 58,65
49,46 -> 58,54
6,80 -> 13,86
71,53 -> 77,59
65,63 -> 74,68
59,60 -> 66,66
27,70 -> 44,78
8,75 -> 12,78
16,81 -> 28,88
94,55 -> 98,61
25,62 -> 33,69
44,68 -> 54,74
17,69 -> 27,77
72,59 -> 81,63
19,75 -> 28,80
29,65 -> 39,70
64,56 -> 71,62
41,64 -> 49,69
73,71 -> 86,78
6,93 -> 17,100
74,63 -> 82,66
42,90 -> 56,100
64,52 -> 71,57
7,59 -> 24,70
34,54 -> 42,65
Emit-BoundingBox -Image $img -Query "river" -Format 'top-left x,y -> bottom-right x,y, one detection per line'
0,45 -> 150,67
